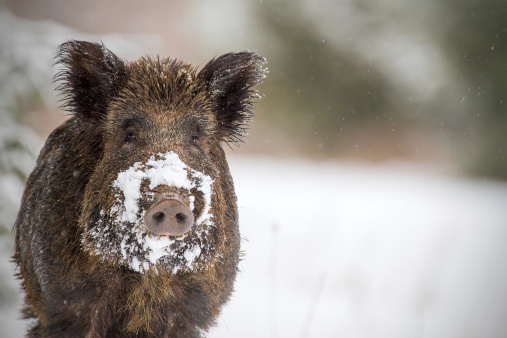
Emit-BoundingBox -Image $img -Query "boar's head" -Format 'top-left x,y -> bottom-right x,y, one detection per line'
55,41 -> 266,275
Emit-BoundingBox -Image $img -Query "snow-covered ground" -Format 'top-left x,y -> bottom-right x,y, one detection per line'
213,157 -> 507,338
1,156 -> 506,337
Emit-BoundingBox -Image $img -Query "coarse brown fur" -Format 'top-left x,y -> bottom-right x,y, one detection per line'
13,41 -> 266,337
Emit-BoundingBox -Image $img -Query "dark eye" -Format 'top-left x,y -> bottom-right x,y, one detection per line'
125,131 -> 137,142
189,135 -> 199,145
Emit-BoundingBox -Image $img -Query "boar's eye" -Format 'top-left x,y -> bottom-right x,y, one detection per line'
121,118 -> 140,146
125,131 -> 137,142
189,135 -> 199,145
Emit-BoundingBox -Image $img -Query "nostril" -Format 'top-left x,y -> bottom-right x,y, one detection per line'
176,213 -> 186,224
153,211 -> 165,224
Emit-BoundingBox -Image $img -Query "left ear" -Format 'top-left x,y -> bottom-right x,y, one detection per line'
198,52 -> 266,144
53,40 -> 128,121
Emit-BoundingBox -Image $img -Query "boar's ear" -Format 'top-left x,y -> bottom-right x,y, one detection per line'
54,40 -> 128,120
198,52 -> 266,144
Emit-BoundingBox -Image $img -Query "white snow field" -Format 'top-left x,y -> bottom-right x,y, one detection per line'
1,156 -> 506,338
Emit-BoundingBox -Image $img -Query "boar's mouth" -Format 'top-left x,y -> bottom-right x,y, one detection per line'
82,151 -> 214,274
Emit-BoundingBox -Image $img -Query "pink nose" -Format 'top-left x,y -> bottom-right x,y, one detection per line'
143,199 -> 194,236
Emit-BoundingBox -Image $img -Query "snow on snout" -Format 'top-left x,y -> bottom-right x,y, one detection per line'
112,151 -> 213,226
95,151 -> 215,274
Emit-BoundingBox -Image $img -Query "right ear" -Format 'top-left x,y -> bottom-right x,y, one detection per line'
54,40 -> 128,120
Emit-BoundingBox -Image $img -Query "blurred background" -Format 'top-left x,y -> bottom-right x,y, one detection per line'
0,1 -> 505,337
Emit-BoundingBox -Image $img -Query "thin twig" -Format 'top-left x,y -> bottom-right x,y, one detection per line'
300,272 -> 327,338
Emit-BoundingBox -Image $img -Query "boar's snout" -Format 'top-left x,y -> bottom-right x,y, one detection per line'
144,199 -> 194,237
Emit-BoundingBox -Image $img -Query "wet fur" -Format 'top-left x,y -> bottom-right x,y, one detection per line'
13,41 -> 265,337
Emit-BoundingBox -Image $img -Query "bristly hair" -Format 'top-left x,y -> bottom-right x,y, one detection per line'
53,40 -> 129,120
118,56 -> 203,113
52,41 -> 266,145
198,52 -> 267,145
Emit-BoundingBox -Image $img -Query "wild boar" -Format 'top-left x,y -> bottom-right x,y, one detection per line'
13,40 -> 266,337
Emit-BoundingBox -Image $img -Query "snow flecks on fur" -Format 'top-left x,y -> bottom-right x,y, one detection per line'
88,151 -> 214,274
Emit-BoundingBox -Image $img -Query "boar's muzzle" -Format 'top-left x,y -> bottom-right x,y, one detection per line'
144,198 -> 194,237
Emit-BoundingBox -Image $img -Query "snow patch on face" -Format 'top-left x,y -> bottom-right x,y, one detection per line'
112,151 -> 213,225
87,151 -> 214,274
184,246 -> 202,269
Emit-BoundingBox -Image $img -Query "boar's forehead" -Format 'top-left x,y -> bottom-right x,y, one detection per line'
114,56 -> 212,117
